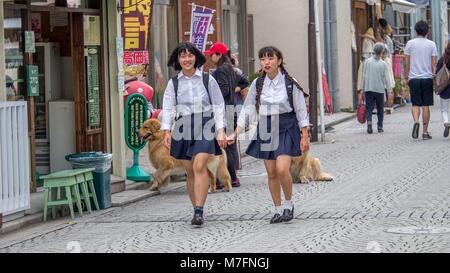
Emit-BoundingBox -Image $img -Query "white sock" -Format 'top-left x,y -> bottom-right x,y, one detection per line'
275,206 -> 283,215
284,200 -> 294,211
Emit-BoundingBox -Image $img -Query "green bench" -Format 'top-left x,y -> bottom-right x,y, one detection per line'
41,168 -> 100,222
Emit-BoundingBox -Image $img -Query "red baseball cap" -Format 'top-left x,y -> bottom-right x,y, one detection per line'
204,42 -> 229,55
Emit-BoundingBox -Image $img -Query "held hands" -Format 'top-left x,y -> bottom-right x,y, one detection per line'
227,127 -> 241,145
227,133 -> 237,145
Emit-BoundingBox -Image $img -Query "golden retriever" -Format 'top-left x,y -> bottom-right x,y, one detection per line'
290,150 -> 334,184
139,119 -> 232,193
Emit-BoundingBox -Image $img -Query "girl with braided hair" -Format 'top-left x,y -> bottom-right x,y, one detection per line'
228,46 -> 310,224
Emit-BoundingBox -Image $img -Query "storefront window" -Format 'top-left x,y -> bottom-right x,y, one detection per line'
4,7 -> 25,101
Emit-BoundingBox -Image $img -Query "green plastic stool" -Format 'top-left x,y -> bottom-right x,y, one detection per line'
41,168 -> 95,221
76,171 -> 100,212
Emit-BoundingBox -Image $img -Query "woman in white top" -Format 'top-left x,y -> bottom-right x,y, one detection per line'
228,46 -> 310,224
162,42 -> 227,227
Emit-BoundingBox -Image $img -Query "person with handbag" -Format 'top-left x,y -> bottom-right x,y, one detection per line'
435,42 -> 450,138
358,43 -> 394,134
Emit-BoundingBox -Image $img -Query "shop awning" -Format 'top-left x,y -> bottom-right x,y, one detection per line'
364,0 -> 417,14
387,0 -> 417,14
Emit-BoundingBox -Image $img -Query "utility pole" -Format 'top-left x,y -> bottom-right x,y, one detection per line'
315,0 -> 326,143
308,0 -> 318,142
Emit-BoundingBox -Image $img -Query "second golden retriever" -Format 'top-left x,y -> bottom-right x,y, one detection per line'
290,150 -> 334,184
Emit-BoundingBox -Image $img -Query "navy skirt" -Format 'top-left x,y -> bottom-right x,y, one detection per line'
170,113 -> 222,161
246,112 -> 301,160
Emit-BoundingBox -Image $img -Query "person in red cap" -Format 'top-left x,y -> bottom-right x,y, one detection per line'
204,42 -> 244,189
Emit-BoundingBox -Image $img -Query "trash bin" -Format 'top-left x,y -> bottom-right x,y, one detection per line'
65,152 -> 113,210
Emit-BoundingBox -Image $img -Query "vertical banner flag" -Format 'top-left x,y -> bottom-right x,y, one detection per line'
189,4 -> 215,52
120,0 -> 153,79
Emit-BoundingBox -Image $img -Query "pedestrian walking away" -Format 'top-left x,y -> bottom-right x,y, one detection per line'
436,42 -> 450,138
359,43 -> 394,134
228,46 -> 310,224
405,21 -> 438,140
204,42 -> 242,189
162,42 -> 227,227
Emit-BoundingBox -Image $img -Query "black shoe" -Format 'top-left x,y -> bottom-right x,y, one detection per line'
367,124 -> 373,134
270,213 -> 283,224
280,207 -> 294,223
378,127 -> 384,133
444,124 -> 450,138
422,133 -> 433,140
191,213 -> 204,226
412,123 -> 420,139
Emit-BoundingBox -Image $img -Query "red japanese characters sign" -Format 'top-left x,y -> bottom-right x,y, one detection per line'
121,0 -> 153,78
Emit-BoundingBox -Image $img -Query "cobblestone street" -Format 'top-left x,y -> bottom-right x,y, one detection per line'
2,105 -> 450,253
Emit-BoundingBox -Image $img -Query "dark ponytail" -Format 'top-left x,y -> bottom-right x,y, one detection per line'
218,50 -> 234,66
444,42 -> 450,69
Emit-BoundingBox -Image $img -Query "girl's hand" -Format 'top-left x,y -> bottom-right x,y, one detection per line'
301,134 -> 310,153
227,133 -> 237,145
217,129 -> 227,149
163,131 -> 172,149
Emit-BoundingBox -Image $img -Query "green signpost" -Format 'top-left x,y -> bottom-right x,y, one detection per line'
125,93 -> 152,182
26,65 -> 39,97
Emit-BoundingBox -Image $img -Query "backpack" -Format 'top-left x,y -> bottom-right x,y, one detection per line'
255,76 -> 295,111
172,72 -> 212,105
434,63 -> 450,95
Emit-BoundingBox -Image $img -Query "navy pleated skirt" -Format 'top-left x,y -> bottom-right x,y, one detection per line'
246,112 -> 301,160
170,113 -> 222,161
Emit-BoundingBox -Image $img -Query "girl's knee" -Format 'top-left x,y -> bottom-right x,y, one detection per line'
193,162 -> 207,174
276,167 -> 290,179
267,171 -> 277,180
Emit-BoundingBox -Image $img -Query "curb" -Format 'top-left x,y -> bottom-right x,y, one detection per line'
0,213 -> 43,236
0,182 -> 187,236
323,114 -> 358,130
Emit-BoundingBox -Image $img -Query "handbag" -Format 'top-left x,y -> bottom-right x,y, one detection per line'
357,93 -> 366,124
434,64 -> 450,95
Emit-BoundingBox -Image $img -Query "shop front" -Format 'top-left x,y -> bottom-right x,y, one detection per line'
2,0 -> 109,192
382,0 -> 417,104
352,0 -> 419,106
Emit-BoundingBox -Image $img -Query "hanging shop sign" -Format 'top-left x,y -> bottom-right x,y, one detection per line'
189,3 -> 215,52
120,0 -> 153,79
